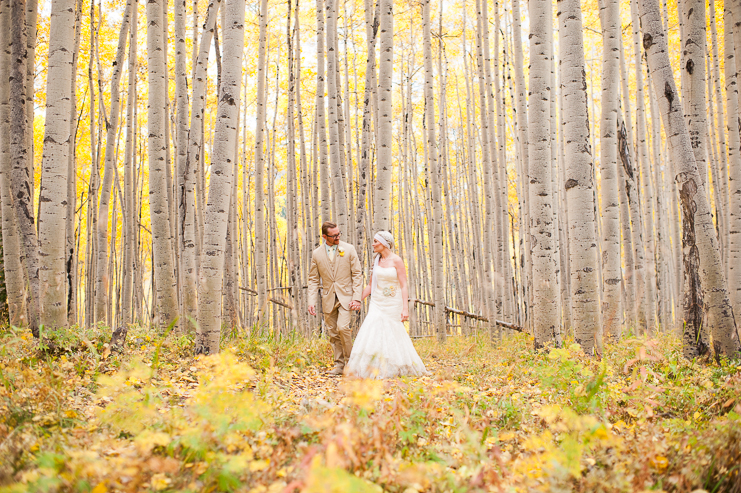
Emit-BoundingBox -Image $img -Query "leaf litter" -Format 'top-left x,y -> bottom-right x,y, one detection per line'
0,325 -> 739,492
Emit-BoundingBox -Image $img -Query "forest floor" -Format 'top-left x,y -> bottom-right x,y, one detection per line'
0,324 -> 740,493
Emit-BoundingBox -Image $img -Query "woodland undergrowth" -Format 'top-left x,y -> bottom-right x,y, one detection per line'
0,323 -> 739,492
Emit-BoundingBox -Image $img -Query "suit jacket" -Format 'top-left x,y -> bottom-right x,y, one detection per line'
308,240 -> 363,314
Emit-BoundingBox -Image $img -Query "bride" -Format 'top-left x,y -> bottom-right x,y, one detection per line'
345,231 -> 427,379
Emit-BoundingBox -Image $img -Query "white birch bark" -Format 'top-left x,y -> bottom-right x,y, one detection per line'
183,0 -> 221,329
66,0 -> 82,327
253,0 -> 269,321
122,0 -> 137,327
357,0 -> 379,259
316,0 -> 330,223
639,0 -> 740,357
195,0 -> 244,354
325,0 -> 348,233
559,0 -> 601,353
10,0 -> 40,336
726,8 -> 741,329
598,0 -> 623,341
0,0 -> 25,326
529,0 -> 559,348
682,0 -> 706,187
631,0 -> 657,331
474,0 -> 497,328
38,0 -> 77,329
174,0 -> 192,331
710,0 -> 730,276
422,0 -> 445,342
147,0 -> 179,327
93,2 -> 131,324
374,0 -> 393,230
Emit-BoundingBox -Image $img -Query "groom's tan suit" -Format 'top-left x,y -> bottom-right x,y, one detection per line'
308,240 -> 363,369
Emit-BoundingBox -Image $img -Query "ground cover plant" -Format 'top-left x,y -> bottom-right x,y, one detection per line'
0,325 -> 739,492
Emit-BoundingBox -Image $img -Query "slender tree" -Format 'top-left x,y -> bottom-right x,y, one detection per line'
598,0 -> 623,341
0,0 -> 26,327
38,0 -> 78,330
10,0 -> 40,336
325,0 -> 349,233
93,2 -> 131,324
254,0 -> 268,322
559,0 -> 601,353
374,0 -> 393,230
195,0 -> 245,354
147,0 -> 179,327
121,0 -> 138,328
422,0 -> 446,342
528,0 -> 559,348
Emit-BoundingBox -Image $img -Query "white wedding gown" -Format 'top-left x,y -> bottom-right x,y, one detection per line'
345,265 -> 427,379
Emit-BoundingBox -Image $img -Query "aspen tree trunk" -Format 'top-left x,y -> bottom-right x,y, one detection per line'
316,0 -> 331,223
511,0 -> 531,330
38,0 -> 77,330
480,0 -> 504,325
66,0 -> 82,327
174,0 -> 192,331
374,0 -> 393,231
358,0 -> 379,253
619,30 -> 642,330
710,0 -> 730,274
147,0 -> 179,327
682,0 -> 706,187
559,0 -> 601,353
465,8 -> 487,316
10,0 -> 40,336
342,4 -> 355,248
727,8 -> 741,326
474,0 -> 498,328
0,0 -> 26,327
422,0 -> 446,342
24,0 -> 36,190
94,3 -> 131,324
639,0 -> 740,357
528,0 -> 559,348
195,0 -> 244,354
286,0 -> 301,331
325,0 -> 349,233
253,0 -> 269,322
618,113 -> 644,331
631,0 -> 656,331
598,0 -> 624,341
122,0 -> 137,328
493,0 -> 512,321
294,0 -> 310,331
184,0 -> 221,330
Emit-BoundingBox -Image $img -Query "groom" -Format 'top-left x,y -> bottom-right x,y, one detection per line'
308,222 -> 363,375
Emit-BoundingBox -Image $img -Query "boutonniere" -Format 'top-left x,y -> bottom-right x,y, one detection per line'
338,248 -> 345,257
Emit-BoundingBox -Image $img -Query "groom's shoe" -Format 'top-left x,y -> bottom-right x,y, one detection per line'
329,365 -> 344,376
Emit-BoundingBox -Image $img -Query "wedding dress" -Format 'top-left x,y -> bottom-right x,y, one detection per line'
345,265 -> 427,379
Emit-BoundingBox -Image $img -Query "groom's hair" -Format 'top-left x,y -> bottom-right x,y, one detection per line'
321,221 -> 337,236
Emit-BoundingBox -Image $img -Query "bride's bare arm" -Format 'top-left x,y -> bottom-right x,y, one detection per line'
394,256 -> 410,321
361,274 -> 373,300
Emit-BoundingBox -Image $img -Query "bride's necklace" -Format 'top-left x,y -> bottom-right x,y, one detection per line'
378,253 -> 393,267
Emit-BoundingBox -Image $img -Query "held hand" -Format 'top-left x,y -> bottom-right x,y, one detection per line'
401,310 -> 409,322
308,305 -> 316,316
349,300 -> 361,311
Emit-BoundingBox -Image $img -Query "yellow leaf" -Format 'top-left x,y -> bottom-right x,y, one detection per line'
134,430 -> 171,454
90,482 -> 107,493
250,459 -> 270,472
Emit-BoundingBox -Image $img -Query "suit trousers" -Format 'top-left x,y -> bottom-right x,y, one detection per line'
324,296 -> 353,368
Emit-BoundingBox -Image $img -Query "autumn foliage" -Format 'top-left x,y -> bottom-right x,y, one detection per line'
0,326 -> 739,492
